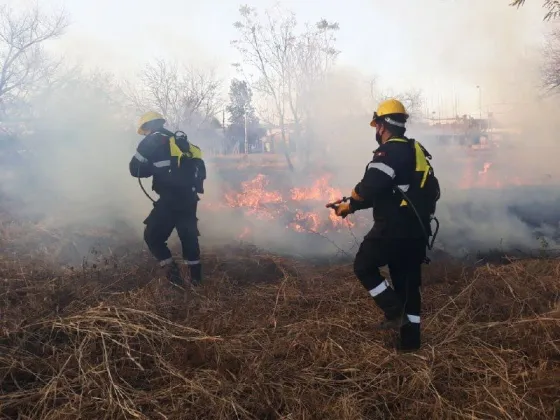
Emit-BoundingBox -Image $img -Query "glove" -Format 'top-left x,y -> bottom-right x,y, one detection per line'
334,202 -> 353,218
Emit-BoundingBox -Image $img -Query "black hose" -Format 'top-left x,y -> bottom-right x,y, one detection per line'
395,186 -> 439,250
138,166 -> 155,203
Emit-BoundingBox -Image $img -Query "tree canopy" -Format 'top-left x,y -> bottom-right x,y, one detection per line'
225,78 -> 263,152
511,0 -> 560,20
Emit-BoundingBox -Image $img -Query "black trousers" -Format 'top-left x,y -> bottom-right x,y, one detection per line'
143,199 -> 200,265
353,233 -> 426,319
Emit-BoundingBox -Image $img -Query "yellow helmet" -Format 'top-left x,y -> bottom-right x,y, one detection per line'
137,111 -> 165,135
370,99 -> 409,127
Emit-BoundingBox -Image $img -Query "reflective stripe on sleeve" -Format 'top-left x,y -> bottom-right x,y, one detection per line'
153,160 -> 170,167
367,162 -> 395,178
134,152 -> 148,163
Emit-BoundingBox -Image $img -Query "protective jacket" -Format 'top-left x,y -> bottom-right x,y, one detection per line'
351,136 -> 440,239
129,128 -> 206,205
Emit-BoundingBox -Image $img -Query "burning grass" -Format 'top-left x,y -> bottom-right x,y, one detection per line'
1,228 -> 559,419
204,172 -> 361,240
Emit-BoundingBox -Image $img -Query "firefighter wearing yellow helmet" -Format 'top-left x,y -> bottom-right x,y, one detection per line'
129,111 -> 206,288
326,98 -> 441,352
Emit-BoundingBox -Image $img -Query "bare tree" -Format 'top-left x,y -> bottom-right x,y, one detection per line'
0,5 -> 68,116
126,59 -> 223,131
511,0 -> 560,20
543,29 -> 560,91
393,89 -> 424,119
35,67 -> 130,125
231,5 -> 294,168
288,20 -> 339,126
231,5 -> 339,169
369,79 -> 425,119
289,19 -> 339,163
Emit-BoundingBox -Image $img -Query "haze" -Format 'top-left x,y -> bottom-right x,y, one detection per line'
2,0 -> 559,261
28,0 -> 548,115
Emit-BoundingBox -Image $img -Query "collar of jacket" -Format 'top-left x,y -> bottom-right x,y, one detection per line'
150,128 -> 174,137
386,136 -> 409,143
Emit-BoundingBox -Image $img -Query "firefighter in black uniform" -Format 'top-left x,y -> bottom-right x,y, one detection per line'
129,111 -> 206,288
327,99 -> 440,351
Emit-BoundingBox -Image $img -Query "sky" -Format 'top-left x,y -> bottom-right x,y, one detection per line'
11,0 -> 555,118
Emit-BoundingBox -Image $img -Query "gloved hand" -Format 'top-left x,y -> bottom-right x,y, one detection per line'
325,197 -> 348,209
334,202 -> 353,218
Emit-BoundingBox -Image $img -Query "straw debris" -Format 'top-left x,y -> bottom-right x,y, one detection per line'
0,225 -> 559,419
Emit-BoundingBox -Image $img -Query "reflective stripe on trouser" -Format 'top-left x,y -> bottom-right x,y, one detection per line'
366,278 -> 404,320
181,260 -> 200,265
389,261 -> 421,323
354,236 -> 423,321
367,279 -> 420,323
159,257 -> 174,267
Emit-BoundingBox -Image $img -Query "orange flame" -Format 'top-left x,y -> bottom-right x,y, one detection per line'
220,173 -> 354,233
224,174 -> 283,220
290,175 -> 341,203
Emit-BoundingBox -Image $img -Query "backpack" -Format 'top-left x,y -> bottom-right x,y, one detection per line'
394,137 -> 441,249
168,131 -> 206,194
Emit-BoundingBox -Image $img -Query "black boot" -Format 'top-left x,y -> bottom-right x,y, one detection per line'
189,263 -> 202,286
377,314 -> 410,330
397,322 -> 421,352
372,287 -> 405,328
166,262 -> 184,288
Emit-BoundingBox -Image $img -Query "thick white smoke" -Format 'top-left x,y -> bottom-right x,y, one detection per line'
295,1 -> 560,257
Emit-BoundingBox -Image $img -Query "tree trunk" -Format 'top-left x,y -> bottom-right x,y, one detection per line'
279,117 -> 294,171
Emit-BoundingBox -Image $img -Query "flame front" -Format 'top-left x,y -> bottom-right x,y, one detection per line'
206,149 -> 556,241
221,173 -> 354,235
290,175 -> 354,230
224,174 -> 284,220
290,175 -> 340,203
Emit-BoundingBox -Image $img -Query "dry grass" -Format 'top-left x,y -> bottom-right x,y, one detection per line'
0,224 -> 559,419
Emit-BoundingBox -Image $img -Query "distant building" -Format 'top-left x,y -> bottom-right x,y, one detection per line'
411,114 -> 519,149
